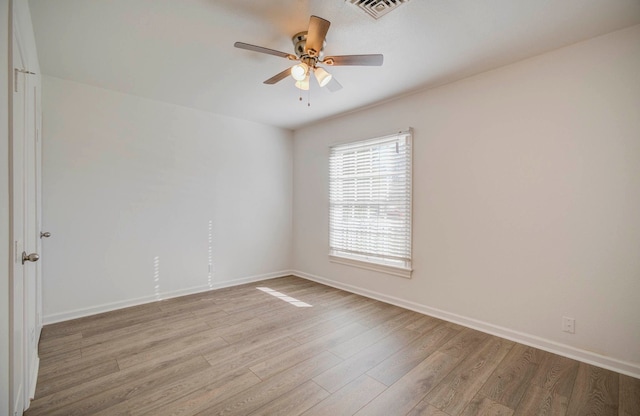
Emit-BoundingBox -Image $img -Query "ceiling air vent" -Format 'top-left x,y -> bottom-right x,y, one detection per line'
347,0 -> 411,19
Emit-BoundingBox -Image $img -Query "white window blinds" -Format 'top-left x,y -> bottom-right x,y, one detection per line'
329,130 -> 412,274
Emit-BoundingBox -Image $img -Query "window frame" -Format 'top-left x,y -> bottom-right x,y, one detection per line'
328,129 -> 413,278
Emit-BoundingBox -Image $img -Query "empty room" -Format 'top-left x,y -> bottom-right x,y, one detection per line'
2,0 -> 640,415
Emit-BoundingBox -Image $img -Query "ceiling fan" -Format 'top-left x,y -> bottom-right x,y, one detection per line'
234,15 -> 383,92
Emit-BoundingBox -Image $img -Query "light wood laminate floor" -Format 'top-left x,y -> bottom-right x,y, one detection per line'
26,276 -> 639,416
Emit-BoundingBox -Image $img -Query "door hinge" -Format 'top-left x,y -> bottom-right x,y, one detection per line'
14,68 -> 36,92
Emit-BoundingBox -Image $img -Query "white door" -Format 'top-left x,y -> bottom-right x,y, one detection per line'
23,65 -> 40,403
11,30 -> 41,414
11,33 -> 27,416
34,80 -> 44,341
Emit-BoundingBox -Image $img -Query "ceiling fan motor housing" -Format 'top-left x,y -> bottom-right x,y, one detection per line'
292,31 -> 325,60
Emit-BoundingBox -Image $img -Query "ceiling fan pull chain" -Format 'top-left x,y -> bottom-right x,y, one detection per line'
308,87 -> 311,107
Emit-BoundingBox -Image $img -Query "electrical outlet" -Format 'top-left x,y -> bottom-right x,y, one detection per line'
562,316 -> 575,334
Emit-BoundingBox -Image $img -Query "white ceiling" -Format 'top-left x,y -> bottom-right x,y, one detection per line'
28,0 -> 640,130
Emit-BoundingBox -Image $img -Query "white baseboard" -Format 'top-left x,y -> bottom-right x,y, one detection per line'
292,269 -> 640,379
43,270 -> 294,325
29,356 -> 39,400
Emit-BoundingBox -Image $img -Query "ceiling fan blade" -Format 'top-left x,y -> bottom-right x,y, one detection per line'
305,15 -> 330,57
264,67 -> 292,85
234,42 -> 296,60
326,77 -> 343,92
323,54 -> 384,66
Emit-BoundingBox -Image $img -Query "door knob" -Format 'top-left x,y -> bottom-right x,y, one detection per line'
22,252 -> 40,265
40,231 -> 51,238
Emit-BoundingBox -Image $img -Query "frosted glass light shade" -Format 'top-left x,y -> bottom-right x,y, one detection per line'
314,67 -> 333,87
291,63 -> 309,81
295,75 -> 310,90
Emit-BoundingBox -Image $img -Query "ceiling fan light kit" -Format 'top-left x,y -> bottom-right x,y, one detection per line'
295,75 -> 310,91
314,67 -> 333,87
291,62 -> 309,81
234,15 -> 383,97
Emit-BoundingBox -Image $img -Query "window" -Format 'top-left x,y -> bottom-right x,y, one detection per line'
329,130 -> 412,278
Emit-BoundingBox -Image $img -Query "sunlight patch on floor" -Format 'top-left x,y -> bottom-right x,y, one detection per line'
256,287 -> 312,307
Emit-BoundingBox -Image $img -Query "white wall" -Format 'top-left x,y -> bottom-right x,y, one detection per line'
293,25 -> 640,376
1,0 -> 11,413
42,76 -> 293,322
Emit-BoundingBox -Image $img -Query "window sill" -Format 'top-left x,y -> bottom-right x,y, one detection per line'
329,255 -> 412,279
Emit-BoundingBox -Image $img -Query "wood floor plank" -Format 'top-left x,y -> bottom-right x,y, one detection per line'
92,367 -> 256,416
140,370 -> 262,416
203,335 -> 300,376
249,341 -> 326,380
355,350 -> 461,416
78,308 -> 198,343
328,309 -> 423,359
356,302 -> 407,329
212,316 -> 278,344
247,380 -> 330,416
267,309 -> 364,342
288,304 -> 376,344
32,356 -> 210,416
195,350 -> 342,416
37,347 -> 82,373
37,336 -> 84,361
219,296 -> 289,318
297,321 -> 371,351
301,374 -> 387,416
422,336 -> 514,415
566,362 -> 619,416
27,346 -> 216,414
460,397 -> 514,416
27,276 -> 639,416
438,327 -> 489,359
33,357 -> 120,398
288,287 -> 344,306
313,327 -> 421,393
81,321 -> 211,360
78,307 -> 179,339
529,353 -> 579,398
406,402 -> 453,416
38,332 -> 82,355
116,329 -> 228,370
256,304 -> 316,325
513,385 -> 569,416
199,306 -> 266,330
512,352 -> 579,416
620,374 -> 640,416
37,355 -> 116,385
156,294 -> 230,315
474,343 -> 543,409
40,302 -> 163,339
366,323 -> 461,386
405,314 -> 445,334
189,306 -> 229,320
